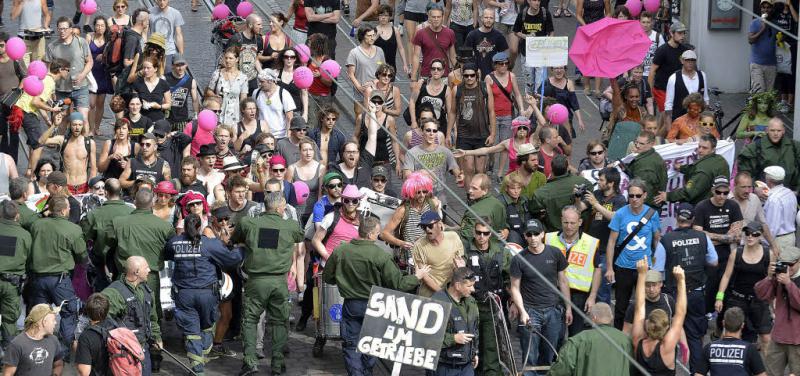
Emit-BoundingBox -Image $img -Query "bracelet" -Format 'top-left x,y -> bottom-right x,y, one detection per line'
715,291 -> 724,301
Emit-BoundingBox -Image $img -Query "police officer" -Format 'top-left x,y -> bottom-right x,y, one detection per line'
323,216 -> 430,376
165,213 -> 243,375
8,177 -> 38,231
233,192 -> 304,376
464,219 -> 510,376
459,173 -> 508,244
696,307 -> 767,376
654,134 -> 730,205
81,178 -> 133,291
529,155 -> 592,231
0,201 -> 31,352
102,256 -> 161,376
660,203 -> 718,373
432,267 -> 480,376
544,206 -> 601,336
27,195 -> 86,357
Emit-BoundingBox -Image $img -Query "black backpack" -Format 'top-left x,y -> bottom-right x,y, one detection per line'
103,26 -> 129,75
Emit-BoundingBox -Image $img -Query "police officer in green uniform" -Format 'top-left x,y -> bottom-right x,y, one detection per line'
464,220 -> 511,376
737,117 -> 800,190
625,130 -> 667,209
27,195 -> 87,358
8,177 -> 38,231
101,255 -> 162,376
460,173 -> 508,244
654,134 -> 730,206
432,267 -> 480,376
0,201 -> 31,352
234,192 -> 304,376
323,216 -> 429,376
529,155 -> 592,231
81,178 -> 133,291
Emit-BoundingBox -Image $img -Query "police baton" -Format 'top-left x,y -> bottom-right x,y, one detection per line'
159,347 -> 199,376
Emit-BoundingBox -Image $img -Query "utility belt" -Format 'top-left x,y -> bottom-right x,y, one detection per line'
729,289 -> 757,302
0,273 -> 25,293
32,271 -> 71,281
438,354 -> 472,368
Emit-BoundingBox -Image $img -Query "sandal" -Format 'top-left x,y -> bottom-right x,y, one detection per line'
553,7 -> 562,17
563,8 -> 573,17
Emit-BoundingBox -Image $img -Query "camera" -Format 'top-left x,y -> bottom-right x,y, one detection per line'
574,184 -> 590,199
775,261 -> 789,275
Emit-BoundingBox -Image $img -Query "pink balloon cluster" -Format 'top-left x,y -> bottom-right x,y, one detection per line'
643,0 -> 660,13
236,1 -> 253,18
212,4 -> 231,20
28,60 -> 47,80
197,110 -> 218,131
293,67 -> 314,89
22,76 -> 44,96
546,104 -> 569,125
80,0 -> 98,15
6,37 -> 26,61
294,44 -> 311,64
625,0 -> 642,17
320,60 -> 341,80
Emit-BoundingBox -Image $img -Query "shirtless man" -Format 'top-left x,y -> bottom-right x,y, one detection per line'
40,112 -> 97,194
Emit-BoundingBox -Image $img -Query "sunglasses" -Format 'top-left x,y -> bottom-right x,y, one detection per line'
746,231 -> 762,237
629,193 -> 644,199
589,150 -> 605,156
423,128 -> 438,133
700,121 -> 715,127
525,231 -> 542,237
430,66 -> 444,71
714,190 -> 730,196
343,198 -> 360,205
140,142 -> 154,147
188,202 -> 202,207
216,216 -> 231,222
379,73 -> 394,78
494,61 -> 509,66
325,117 -> 338,121
463,73 -> 477,78
372,177 -> 387,183
475,230 -> 491,237
416,190 -> 429,195
284,55 -> 297,59
272,168 -> 286,173
327,183 -> 343,189
93,184 -> 105,190
114,5 -> 127,9
292,128 -> 308,132
371,100 -> 384,105
420,223 -> 437,230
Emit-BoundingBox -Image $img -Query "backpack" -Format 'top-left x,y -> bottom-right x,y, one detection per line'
103,26 -> 129,75
87,324 -> 145,376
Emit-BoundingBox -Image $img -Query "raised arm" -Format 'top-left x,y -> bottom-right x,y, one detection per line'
663,265 -> 687,350
631,258 -> 649,349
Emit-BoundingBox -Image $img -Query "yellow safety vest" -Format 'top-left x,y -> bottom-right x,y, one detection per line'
545,232 -> 599,292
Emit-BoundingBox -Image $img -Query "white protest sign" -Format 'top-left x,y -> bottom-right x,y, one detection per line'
525,36 -> 569,67
358,287 -> 451,371
619,139 -> 736,232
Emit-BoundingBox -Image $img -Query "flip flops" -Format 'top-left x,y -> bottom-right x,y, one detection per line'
563,8 -> 573,17
554,7 -> 562,17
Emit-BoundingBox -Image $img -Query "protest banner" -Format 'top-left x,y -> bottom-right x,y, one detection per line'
358,286 -> 451,374
525,36 -> 569,67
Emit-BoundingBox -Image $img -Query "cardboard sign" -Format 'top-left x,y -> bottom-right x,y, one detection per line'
525,36 -> 569,67
357,287 -> 451,370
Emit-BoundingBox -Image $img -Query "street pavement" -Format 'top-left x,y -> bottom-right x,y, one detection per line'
0,0 -> 779,374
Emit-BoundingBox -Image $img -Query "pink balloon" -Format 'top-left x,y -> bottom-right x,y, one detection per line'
197,110 -> 218,132
294,44 -> 311,64
80,0 -> 97,15
546,104 -> 569,125
293,67 -> 314,89
625,0 -> 642,17
6,37 -> 26,61
320,60 -> 341,80
236,1 -> 253,18
643,0 -> 660,13
212,4 -> 231,20
22,76 -> 44,97
28,60 -> 47,80
293,181 -> 310,205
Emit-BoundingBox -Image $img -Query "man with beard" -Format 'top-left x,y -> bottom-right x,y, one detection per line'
225,14 -> 265,94
153,119 -> 191,176
413,211 -> 466,297
327,104 -> 378,188
178,156 -> 208,197
41,112 -> 96,194
464,9 -> 508,79
120,133 -> 171,189
500,144 -> 545,200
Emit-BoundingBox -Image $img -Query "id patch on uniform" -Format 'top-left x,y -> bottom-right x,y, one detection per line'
0,235 -> 17,257
258,228 -> 279,249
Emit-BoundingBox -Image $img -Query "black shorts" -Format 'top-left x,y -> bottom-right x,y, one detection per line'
404,11 -> 426,23
22,112 -> 44,149
456,136 -> 485,151
775,72 -> 795,94
725,293 -> 773,340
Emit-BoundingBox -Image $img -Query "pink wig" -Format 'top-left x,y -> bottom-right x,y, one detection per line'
401,172 -> 434,200
179,191 -> 209,217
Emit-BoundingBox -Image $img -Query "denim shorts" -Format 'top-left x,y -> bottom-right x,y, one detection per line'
497,115 -> 513,141
56,86 -> 90,109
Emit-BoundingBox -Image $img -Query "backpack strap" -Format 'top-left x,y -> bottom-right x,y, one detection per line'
321,209 -> 342,245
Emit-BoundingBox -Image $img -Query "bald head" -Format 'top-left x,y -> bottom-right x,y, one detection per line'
590,303 -> 613,324
105,178 -> 122,199
125,256 -> 148,278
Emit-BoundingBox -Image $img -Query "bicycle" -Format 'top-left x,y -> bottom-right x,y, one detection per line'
708,87 -> 744,139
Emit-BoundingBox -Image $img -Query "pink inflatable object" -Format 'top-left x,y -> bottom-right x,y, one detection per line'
80,0 -> 98,15
320,59 -> 341,80
197,110 -> 218,131
546,104 -> 569,125
28,60 -> 47,80
6,37 -> 26,61
293,67 -> 314,89
293,181 -> 310,205
625,0 -> 642,17
212,4 -> 231,20
237,1 -> 254,17
294,44 -> 311,64
22,76 -> 44,97
643,0 -> 660,13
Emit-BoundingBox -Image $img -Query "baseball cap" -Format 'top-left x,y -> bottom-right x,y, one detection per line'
152,119 -> 171,137
419,211 -> 441,225
323,172 -> 343,185
743,221 -> 763,233
88,176 -> 105,189
369,91 -> 386,102
670,21 -> 687,33
525,219 -> 544,234
645,270 -> 663,283
764,166 -> 786,181
516,143 -> 537,157
371,165 -> 389,178
681,50 -> 697,60
25,303 -> 60,327
711,176 -> 729,189
172,53 -> 188,65
46,171 -> 67,186
142,132 -> 158,140
258,68 -> 279,82
677,203 -> 694,220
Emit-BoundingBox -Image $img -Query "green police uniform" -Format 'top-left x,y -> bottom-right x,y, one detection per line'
16,202 -> 38,231
460,194 -> 508,244
101,279 -> 162,344
547,324 -> 633,376
29,216 -> 87,274
626,148 -> 668,208
0,218 -> 31,346
81,200 -> 134,262
322,239 -> 420,297
528,173 -> 592,231
738,136 -> 800,190
432,288 -> 480,370
463,240 -> 510,376
666,153 -> 730,204
109,208 -> 175,321
232,212 -> 304,372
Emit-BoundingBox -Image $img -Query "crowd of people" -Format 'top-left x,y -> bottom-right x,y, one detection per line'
0,0 -> 798,375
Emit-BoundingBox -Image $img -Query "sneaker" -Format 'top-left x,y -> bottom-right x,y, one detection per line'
209,344 -> 237,358
256,349 -> 266,359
